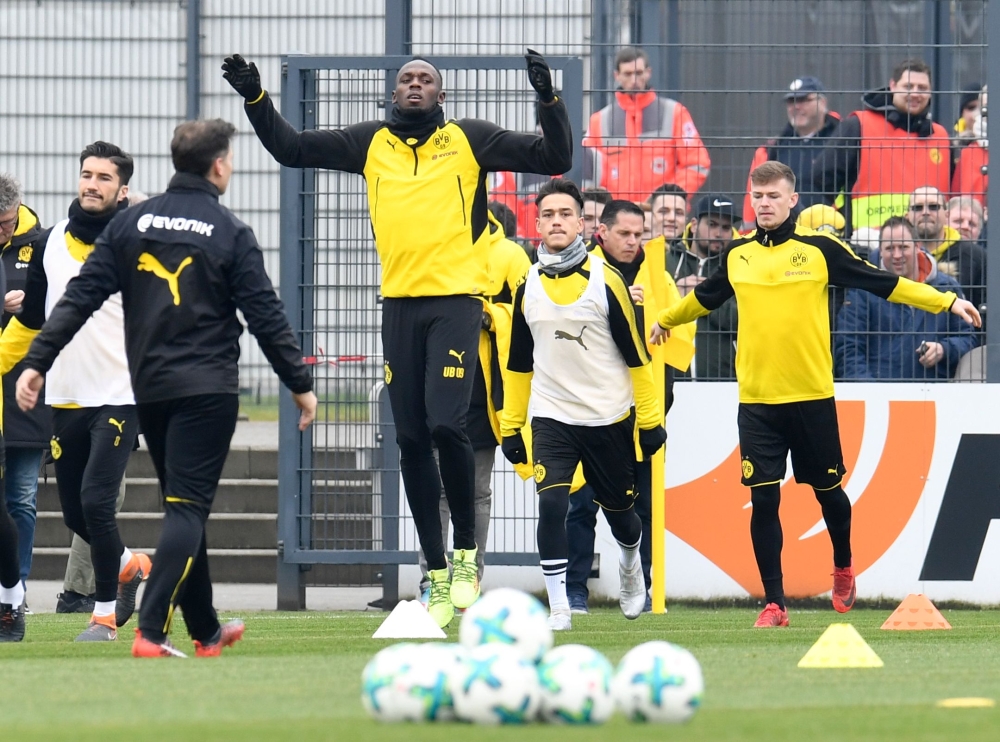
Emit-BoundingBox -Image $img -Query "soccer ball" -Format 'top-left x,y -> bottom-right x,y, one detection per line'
611,641 -> 704,723
537,644 -> 615,724
452,643 -> 541,724
361,642 -> 464,723
459,587 -> 553,663
360,642 -> 417,721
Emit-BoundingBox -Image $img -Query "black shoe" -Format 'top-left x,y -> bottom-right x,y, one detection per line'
56,591 -> 96,614
0,603 -> 25,642
642,592 -> 653,614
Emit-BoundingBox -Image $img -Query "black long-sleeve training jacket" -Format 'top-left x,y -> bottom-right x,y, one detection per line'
23,173 -> 312,403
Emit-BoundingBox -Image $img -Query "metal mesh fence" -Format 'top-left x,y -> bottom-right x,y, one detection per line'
2,1 -> 993,592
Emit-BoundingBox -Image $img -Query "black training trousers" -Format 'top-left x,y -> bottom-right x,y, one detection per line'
136,393 -> 238,643
382,296 -> 481,571
52,405 -> 138,603
0,435 -> 20,590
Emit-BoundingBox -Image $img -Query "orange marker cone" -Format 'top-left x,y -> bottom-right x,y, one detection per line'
881,593 -> 951,630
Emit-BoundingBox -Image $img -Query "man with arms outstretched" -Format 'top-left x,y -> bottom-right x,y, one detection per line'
224,50 -> 573,627
651,162 -> 981,627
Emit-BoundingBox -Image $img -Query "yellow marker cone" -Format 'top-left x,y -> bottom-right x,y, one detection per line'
797,624 -> 883,669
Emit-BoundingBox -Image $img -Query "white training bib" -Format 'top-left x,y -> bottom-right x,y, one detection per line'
42,219 -> 134,407
523,254 -> 633,426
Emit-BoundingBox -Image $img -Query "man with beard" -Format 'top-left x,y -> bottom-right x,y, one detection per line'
812,59 -> 950,244
224,52 -> 572,628
668,194 -> 740,379
0,142 -> 150,642
583,47 -> 710,201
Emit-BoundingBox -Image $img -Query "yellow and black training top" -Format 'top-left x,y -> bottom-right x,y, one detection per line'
244,94 -> 572,298
657,217 -> 957,404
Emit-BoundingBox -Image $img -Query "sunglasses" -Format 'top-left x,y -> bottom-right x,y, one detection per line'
0,215 -> 18,230
910,202 -> 943,212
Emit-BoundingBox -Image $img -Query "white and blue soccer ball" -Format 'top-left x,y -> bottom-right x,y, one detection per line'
361,642 -> 418,721
537,644 -> 615,724
459,587 -> 553,664
452,643 -> 542,724
361,642 -> 465,723
611,641 -> 704,723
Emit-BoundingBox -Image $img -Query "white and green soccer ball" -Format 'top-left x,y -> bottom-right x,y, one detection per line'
361,642 -> 418,721
361,642 -> 464,723
459,587 -> 553,664
537,644 -> 615,724
452,643 -> 541,724
611,641 -> 704,723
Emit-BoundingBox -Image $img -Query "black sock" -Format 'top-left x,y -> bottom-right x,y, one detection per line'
750,483 -> 785,609
815,486 -> 852,569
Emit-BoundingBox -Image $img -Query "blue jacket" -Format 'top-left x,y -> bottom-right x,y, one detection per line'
834,256 -> 974,380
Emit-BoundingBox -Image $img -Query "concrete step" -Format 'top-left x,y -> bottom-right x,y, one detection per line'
30,548 -> 380,585
36,476 -> 374,515
33,512 -> 280,550
122,448 -> 281,480
34,511 -> 380,551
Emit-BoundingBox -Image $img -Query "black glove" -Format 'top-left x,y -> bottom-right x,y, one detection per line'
482,310 -> 493,331
525,48 -> 555,104
501,432 -> 528,465
222,54 -> 263,101
638,425 -> 667,460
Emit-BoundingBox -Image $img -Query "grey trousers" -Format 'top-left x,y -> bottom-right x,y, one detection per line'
419,446 -> 495,590
62,477 -> 127,595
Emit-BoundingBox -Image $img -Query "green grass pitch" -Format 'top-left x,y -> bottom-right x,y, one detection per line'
4,607 -> 999,741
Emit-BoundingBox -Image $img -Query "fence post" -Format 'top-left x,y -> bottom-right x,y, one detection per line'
185,0 -> 201,120
987,0 -> 1000,382
385,0 -> 412,56
277,59 -> 307,610
924,0 -> 954,126
379,387 -> 400,609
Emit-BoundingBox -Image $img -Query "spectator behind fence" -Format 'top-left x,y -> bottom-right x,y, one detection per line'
583,46 -> 710,201
741,76 -> 840,224
0,173 -> 50,601
906,186 -> 986,314
668,193 -> 739,379
947,195 -> 984,243
581,186 -> 612,240
835,217 -> 974,381
951,83 -> 982,172
812,58 -> 950,244
952,85 -> 988,208
649,183 -> 688,241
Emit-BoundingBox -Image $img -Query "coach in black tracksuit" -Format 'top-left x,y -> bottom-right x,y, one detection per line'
222,51 -> 571,620
18,120 -> 316,656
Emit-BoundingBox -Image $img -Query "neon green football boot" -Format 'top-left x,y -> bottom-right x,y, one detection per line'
450,547 -> 481,608
426,568 -> 455,628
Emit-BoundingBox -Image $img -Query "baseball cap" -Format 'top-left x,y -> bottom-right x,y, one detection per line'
797,204 -> 845,236
694,194 -> 738,222
784,76 -> 826,100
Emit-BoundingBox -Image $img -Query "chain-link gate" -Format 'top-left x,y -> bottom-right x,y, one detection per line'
277,54 -> 584,609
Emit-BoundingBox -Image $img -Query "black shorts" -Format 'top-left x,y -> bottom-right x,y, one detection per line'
531,413 -> 637,511
737,398 -> 846,490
